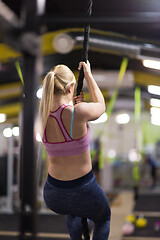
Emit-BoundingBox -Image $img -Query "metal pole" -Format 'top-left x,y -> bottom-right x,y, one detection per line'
38,13 -> 160,25
20,54 -> 40,240
19,0 -> 42,239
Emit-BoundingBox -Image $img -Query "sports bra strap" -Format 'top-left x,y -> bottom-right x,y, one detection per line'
48,104 -> 74,141
70,106 -> 74,138
43,131 -> 47,143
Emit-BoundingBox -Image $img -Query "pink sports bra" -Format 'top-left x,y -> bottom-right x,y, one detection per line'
42,104 -> 90,157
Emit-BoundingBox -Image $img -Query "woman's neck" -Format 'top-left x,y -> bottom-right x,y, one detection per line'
51,94 -> 72,111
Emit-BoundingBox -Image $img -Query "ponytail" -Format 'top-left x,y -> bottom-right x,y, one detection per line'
39,71 -> 55,136
39,64 -> 76,136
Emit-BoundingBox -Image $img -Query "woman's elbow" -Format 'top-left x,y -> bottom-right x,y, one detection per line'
98,103 -> 106,117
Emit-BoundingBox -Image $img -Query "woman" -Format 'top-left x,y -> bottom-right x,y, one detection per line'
40,60 -> 111,240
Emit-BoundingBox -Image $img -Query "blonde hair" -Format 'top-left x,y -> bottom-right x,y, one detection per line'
39,64 -> 76,135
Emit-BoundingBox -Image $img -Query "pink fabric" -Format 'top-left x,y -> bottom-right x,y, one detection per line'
43,104 -> 90,157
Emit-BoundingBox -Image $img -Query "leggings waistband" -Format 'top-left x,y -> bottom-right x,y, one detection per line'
47,170 -> 94,189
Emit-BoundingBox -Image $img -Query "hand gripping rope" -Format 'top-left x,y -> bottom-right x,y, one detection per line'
76,0 -> 93,97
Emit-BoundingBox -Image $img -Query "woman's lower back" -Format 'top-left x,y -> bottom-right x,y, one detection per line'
48,148 -> 92,180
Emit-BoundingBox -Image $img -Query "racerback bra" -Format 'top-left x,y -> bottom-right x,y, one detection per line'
42,104 -> 90,157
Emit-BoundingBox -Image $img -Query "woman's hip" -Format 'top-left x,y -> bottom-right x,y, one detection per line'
43,172 -> 111,221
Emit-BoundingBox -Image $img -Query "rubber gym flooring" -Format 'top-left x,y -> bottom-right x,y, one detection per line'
134,194 -> 160,213
122,193 -> 160,240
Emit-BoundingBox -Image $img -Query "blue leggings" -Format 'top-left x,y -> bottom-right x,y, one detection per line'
43,170 -> 111,240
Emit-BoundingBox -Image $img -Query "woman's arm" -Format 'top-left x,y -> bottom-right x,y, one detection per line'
75,61 -> 106,122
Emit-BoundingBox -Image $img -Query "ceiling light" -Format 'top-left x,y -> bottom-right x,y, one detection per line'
3,128 -> 12,138
150,107 -> 160,126
108,149 -> 116,159
150,107 -> 160,117
37,0 -> 46,15
36,133 -> 42,142
143,59 -> 160,70
128,149 -> 141,162
90,112 -> 108,124
150,98 -> 160,108
53,33 -> 75,54
148,85 -> 160,95
151,115 -> 160,126
36,87 -> 43,99
116,113 -> 130,124
12,126 -> 19,136
0,113 -> 6,123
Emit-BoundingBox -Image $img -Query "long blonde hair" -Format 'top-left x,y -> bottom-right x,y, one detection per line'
39,64 -> 76,136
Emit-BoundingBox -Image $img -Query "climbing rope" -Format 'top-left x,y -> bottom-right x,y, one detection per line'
77,2 -> 93,239
81,218 -> 90,240
76,0 -> 93,96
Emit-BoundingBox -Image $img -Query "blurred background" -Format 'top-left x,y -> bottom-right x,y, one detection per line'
0,0 -> 160,239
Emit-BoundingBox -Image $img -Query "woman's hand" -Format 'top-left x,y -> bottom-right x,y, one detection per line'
74,92 -> 85,105
78,60 -> 92,79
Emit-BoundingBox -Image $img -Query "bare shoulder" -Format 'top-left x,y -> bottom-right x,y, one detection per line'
74,102 -> 88,114
74,102 -> 104,122
64,105 -> 73,112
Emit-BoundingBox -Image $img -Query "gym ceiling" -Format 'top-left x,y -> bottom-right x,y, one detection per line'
0,0 -> 160,123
